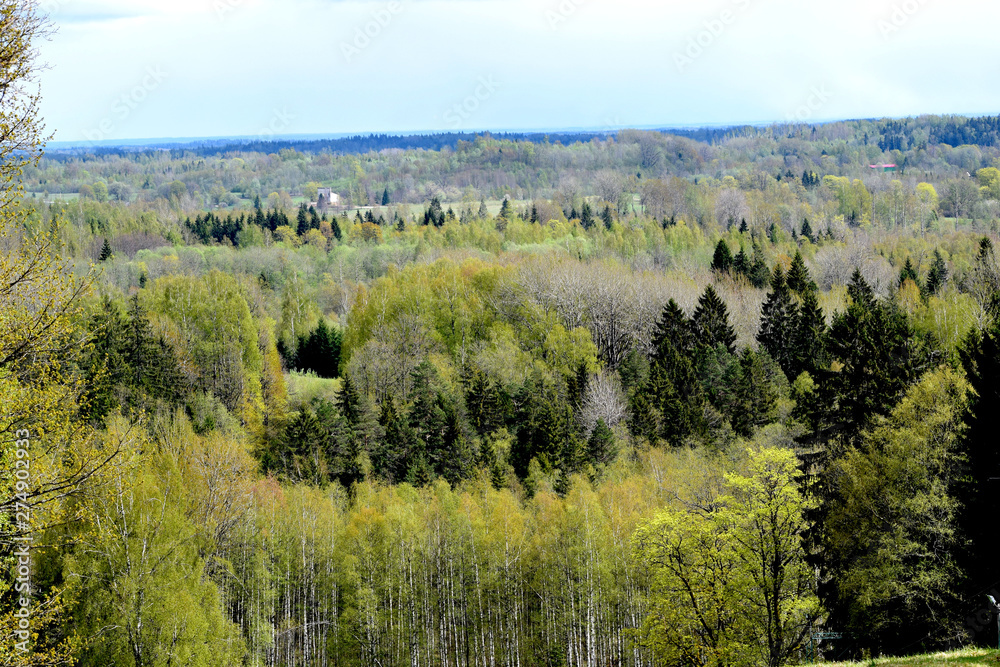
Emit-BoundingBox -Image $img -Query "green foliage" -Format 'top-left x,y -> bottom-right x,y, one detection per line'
823,367 -> 969,652
635,447 -> 820,667
693,285 -> 737,355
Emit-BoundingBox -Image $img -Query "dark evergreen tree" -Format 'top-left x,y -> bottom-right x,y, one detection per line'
824,270 -> 933,436
295,320 -> 342,379
801,218 -> 814,242
692,285 -> 737,354
749,243 -> 771,288
331,216 -> 343,241
376,397 -> 415,483
711,239 -> 733,274
381,187 -> 390,205
898,257 -> 921,290
739,218 -> 748,233
731,349 -> 779,437
587,419 -> 617,466
732,246 -> 750,279
651,299 -> 693,358
925,249 -> 949,295
757,265 -> 799,378
958,321 -> 1000,626
478,199 -> 489,218
602,205 -> 613,230
98,238 -> 113,262
580,202 -> 594,230
297,205 -> 310,236
647,342 -> 708,446
791,288 -> 827,378
786,250 -> 816,294
498,198 -> 512,220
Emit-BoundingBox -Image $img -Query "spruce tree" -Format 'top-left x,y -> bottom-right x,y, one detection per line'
925,249 -> 948,295
825,270 -> 931,435
587,419 -> 617,466
786,250 -> 816,294
331,216 -> 343,241
692,285 -> 737,354
733,247 -> 750,279
757,265 -> 799,378
498,198 -> 512,220
898,257 -> 920,289
99,238 -> 113,262
801,218 -> 814,242
647,342 -> 708,446
732,349 -> 778,437
602,205 -> 614,230
478,198 -> 489,218
580,202 -> 594,230
381,187 -> 390,205
297,205 -> 310,236
749,243 -> 770,288
377,397 -> 414,483
651,299 -> 693,359
711,239 -> 733,275
739,218 -> 748,233
957,322 -> 1000,613
792,288 -> 827,378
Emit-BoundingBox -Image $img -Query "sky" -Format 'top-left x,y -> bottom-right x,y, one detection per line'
35,0 -> 1000,143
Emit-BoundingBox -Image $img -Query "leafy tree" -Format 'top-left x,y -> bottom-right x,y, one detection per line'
692,285 -> 737,354
710,239 -> 733,274
823,367 -> 969,652
635,448 -> 820,667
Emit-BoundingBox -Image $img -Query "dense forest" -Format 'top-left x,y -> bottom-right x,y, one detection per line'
11,6 -> 1000,666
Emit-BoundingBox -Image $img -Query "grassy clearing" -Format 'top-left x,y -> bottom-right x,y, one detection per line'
286,371 -> 342,407
804,647 -> 1000,667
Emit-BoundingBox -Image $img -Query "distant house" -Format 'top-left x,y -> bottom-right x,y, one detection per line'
869,163 -> 897,172
316,188 -> 340,211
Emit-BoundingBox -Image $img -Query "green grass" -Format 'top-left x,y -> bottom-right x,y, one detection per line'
804,648 -> 1000,667
286,371 -> 342,407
